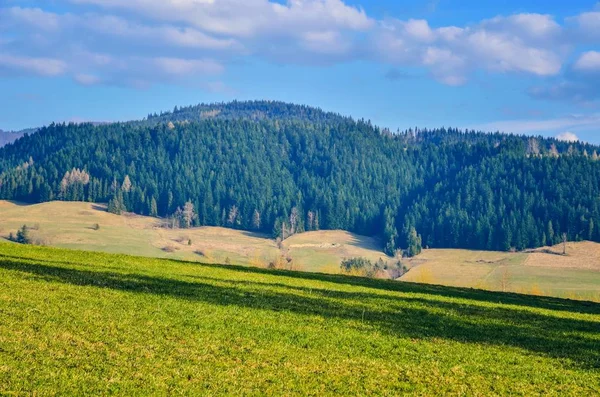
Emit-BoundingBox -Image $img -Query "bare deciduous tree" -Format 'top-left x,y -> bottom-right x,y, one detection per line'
307,211 -> 315,231
182,201 -> 196,228
252,209 -> 261,230
121,175 -> 132,192
289,207 -> 299,235
227,205 -> 239,226
527,138 -> 540,156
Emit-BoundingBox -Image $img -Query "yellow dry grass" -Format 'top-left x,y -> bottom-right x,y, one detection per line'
0,201 -> 387,274
525,241 -> 600,270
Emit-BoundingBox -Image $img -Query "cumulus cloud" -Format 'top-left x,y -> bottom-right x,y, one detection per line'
574,51 -> 600,72
529,51 -> 600,103
373,13 -> 565,85
568,11 -> 600,41
556,132 -> 579,142
0,1 -> 598,93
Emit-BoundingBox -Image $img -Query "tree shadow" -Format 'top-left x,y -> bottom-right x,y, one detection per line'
0,255 -> 599,370
195,261 -> 600,315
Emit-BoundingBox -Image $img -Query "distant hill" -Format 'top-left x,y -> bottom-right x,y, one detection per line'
0,129 -> 26,147
1,100 -> 600,255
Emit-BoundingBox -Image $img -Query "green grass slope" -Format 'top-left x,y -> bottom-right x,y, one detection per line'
1,242 -> 599,395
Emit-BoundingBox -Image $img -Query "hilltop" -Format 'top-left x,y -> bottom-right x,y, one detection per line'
1,100 -> 600,257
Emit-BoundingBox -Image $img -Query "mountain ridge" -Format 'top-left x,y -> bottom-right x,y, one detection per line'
1,100 -> 599,255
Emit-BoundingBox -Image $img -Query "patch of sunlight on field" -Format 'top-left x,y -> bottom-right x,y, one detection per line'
1,243 -> 600,395
402,248 -> 600,302
0,201 -> 386,275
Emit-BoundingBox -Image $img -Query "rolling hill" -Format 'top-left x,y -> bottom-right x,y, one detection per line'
1,242 -> 599,395
2,200 -> 600,302
1,101 -> 600,257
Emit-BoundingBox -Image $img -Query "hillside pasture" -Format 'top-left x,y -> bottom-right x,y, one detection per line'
0,242 -> 599,395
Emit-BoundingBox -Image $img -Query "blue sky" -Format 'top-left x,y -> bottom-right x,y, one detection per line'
1,0 -> 599,143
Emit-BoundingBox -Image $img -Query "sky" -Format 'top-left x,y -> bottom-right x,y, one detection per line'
0,0 -> 599,143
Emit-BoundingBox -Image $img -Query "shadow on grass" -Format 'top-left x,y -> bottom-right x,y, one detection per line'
196,260 -> 600,315
0,255 -> 599,370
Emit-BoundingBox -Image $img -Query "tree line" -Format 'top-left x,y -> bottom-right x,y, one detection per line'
1,101 -> 599,256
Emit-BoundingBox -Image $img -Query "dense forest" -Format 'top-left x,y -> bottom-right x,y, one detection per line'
1,100 -> 599,256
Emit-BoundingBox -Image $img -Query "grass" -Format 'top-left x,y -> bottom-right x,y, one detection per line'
1,242 -> 600,395
0,201 -> 388,272
402,249 -> 600,302
2,200 -> 600,302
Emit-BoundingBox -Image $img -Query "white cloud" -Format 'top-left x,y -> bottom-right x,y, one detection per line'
556,131 -> 579,142
1,7 -> 61,31
569,11 -> 600,40
574,51 -> 600,72
470,114 -> 600,135
74,73 -> 102,85
153,57 -> 224,75
373,13 -> 564,84
2,1 -> 599,92
66,0 -> 373,37
0,54 -> 67,76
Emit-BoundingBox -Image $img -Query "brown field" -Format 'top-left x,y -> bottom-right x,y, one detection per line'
525,241 -> 600,270
0,201 -> 388,274
2,200 -> 600,301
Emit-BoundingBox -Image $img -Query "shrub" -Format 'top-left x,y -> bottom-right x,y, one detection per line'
340,257 -> 383,278
93,223 -> 100,231
16,225 -> 32,245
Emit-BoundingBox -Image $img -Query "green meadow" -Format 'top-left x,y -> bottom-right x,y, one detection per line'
1,242 -> 599,395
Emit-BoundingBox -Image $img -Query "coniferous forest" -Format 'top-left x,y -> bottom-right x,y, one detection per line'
1,100 -> 599,256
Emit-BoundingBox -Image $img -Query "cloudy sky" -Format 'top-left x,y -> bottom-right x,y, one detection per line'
1,0 -> 599,143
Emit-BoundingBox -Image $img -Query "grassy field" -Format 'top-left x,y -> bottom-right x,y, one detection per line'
401,246 -> 600,301
0,242 -> 599,395
2,200 -> 600,301
0,201 -> 389,273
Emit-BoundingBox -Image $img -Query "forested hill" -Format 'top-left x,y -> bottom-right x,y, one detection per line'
1,100 -> 600,255
0,129 -> 26,148
139,100 -> 351,127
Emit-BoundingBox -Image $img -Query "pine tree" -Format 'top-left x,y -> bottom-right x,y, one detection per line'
406,227 -> 422,258
150,197 -> 158,217
16,225 -> 31,244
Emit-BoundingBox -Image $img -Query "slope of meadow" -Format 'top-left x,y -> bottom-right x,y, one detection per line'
3,200 -> 600,301
0,242 -> 599,395
0,201 -> 389,273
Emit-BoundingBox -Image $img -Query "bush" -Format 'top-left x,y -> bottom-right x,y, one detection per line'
340,257 -> 384,278
93,223 -> 100,231
15,225 -> 32,245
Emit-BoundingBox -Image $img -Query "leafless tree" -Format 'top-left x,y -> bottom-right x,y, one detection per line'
227,205 -> 239,226
289,207 -> 299,235
526,138 -> 540,156
121,175 -> 132,192
182,201 -> 196,228
307,211 -> 315,231
252,209 -> 261,230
